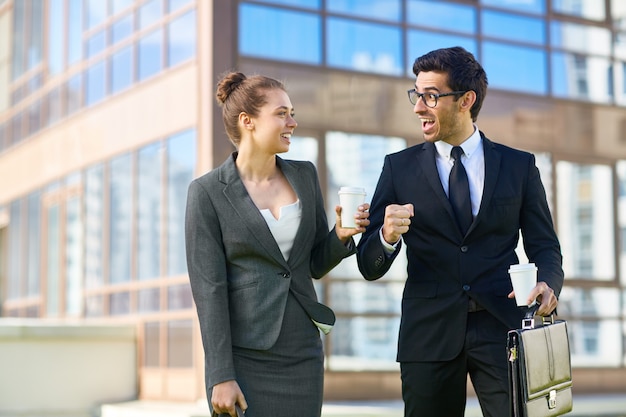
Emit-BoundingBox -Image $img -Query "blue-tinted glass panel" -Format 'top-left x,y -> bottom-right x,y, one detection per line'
139,29 -> 163,80
112,13 -> 133,44
111,45 -> 133,93
86,60 -> 106,105
407,0 -> 476,34
113,0 -> 134,14
8,200 -> 22,299
168,10 -> 196,66
28,0 -> 43,69
327,0 -> 400,22
109,154 -> 133,284
167,130 -> 196,276
407,30 -> 477,76
551,22 -> 611,56
27,191 -> 41,296
47,204 -> 61,316
87,30 -> 106,58
87,0 -> 107,29
482,10 -> 545,45
48,2 -> 64,74
239,4 -> 321,64
140,0 -> 162,29
168,0 -> 193,11
551,52 -> 613,103
85,164 -> 104,288
553,0 -> 604,21
138,143 -> 163,281
12,0 -> 24,79
483,42 -> 547,95
68,0 -> 83,65
250,0 -> 320,8
327,18 -> 402,76
66,195 -> 83,316
480,0 -> 544,14
66,73 -> 83,114
615,61 -> 626,106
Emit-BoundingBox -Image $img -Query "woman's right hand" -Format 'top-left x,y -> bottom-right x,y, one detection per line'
212,380 -> 247,417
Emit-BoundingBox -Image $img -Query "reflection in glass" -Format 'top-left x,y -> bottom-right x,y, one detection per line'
86,60 -> 107,105
109,154 -> 133,284
168,11 -> 196,66
113,0 -> 134,14
87,30 -> 106,58
557,161 -> 614,280
551,53 -> 612,103
68,0 -> 83,65
329,317 -> 400,371
407,30 -> 476,75
327,0 -> 400,22
85,164 -> 104,288
480,0 -> 544,14
87,0 -> 107,29
483,42 -> 547,95
551,22 -> 611,56
111,45 -> 133,94
138,143 -> 163,280
139,0 -> 162,29
327,18 -> 402,76
167,130 -> 196,275
552,0 -> 605,21
407,0 -> 476,34
139,29 -> 163,81
239,4 -> 321,64
325,132 -> 406,279
66,195 -> 83,316
112,13 -> 133,44
482,10 -> 545,45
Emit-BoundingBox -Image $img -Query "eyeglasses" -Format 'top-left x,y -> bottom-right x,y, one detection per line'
407,89 -> 468,108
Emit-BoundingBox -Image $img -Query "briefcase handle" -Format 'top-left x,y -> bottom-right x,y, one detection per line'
522,303 -> 555,330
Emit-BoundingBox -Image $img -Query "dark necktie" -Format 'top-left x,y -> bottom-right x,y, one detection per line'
449,146 -> 472,235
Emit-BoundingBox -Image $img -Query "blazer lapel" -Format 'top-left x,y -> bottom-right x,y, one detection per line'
219,154 -> 289,268
471,135 -> 501,232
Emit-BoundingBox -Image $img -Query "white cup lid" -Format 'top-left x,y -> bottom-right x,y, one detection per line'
508,263 -> 536,272
338,186 -> 366,194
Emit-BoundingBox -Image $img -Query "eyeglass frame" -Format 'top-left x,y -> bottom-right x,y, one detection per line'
407,89 -> 468,108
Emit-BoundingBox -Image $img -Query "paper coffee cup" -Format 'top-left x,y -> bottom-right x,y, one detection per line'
338,187 -> 366,228
508,263 -> 538,307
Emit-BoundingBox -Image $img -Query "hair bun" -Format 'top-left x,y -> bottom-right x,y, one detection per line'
216,72 -> 247,105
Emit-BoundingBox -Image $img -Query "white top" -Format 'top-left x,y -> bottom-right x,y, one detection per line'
260,200 -> 302,261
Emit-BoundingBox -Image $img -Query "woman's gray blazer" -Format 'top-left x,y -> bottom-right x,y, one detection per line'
185,153 -> 355,389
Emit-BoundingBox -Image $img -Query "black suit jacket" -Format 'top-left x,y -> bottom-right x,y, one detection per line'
356,133 -> 563,363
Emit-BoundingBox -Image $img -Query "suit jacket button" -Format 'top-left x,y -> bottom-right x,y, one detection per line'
460,246 -> 468,253
281,272 -> 290,278
463,285 -> 470,291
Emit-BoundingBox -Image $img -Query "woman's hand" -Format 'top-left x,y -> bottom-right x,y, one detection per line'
211,380 -> 247,417
335,203 -> 370,243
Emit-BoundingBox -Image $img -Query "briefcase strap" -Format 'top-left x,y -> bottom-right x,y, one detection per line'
522,303 -> 555,329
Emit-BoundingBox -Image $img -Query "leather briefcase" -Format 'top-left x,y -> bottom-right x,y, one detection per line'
507,306 -> 573,417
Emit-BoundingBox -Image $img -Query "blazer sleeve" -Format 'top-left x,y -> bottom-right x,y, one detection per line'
185,178 -> 236,388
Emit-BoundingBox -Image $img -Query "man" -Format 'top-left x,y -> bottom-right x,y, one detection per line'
356,46 -> 564,417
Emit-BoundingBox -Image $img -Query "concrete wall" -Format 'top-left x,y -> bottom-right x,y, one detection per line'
0,319 -> 137,417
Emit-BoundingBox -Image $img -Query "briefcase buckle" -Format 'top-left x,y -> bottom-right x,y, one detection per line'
522,317 -> 535,330
548,390 -> 557,409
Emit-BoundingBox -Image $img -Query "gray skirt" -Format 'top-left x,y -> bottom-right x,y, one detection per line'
216,290 -> 324,417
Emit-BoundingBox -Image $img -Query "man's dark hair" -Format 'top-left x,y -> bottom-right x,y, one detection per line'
412,46 -> 488,122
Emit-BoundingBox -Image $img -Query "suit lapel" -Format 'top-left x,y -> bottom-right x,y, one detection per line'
219,154 -> 289,268
472,135 -> 501,232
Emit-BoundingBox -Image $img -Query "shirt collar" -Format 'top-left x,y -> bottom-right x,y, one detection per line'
435,125 -> 481,160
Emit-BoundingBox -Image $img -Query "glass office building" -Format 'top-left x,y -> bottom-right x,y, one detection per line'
1,0 -> 625,402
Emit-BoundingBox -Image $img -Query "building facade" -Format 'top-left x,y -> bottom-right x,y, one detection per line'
0,0 -> 625,402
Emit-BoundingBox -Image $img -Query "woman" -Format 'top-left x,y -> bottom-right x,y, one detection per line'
185,72 -> 370,417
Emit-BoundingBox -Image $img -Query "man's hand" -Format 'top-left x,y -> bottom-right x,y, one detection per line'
382,204 -> 414,244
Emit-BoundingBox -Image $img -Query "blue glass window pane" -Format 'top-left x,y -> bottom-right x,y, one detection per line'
87,30 -> 106,58
168,0 -> 193,12
86,60 -> 106,105
111,45 -> 133,93
482,10 -> 545,45
553,0 -> 604,21
327,0 -> 400,22
85,164 -> 104,288
139,29 -> 163,80
480,0 -> 545,14
327,18 -> 402,75
112,13 -> 133,44
551,22 -> 611,56
28,0 -> 43,69
239,4 -> 321,64
87,0 -> 107,29
483,42 -> 547,95
551,52 -> 613,103
68,0 -> 83,65
167,130 -> 196,276
138,143 -> 163,280
67,73 -> 83,114
109,154 -> 133,284
140,0 -> 162,29
408,0 -> 476,34
168,10 -> 196,66
250,0 -> 320,8
48,2 -> 64,74
407,30 -> 477,76
112,0 -> 134,14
